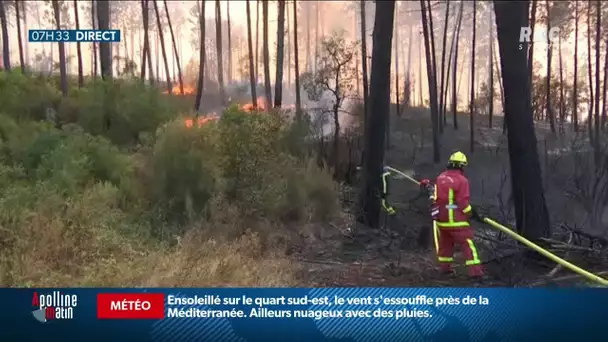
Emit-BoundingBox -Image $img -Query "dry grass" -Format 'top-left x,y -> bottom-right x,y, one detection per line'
146,231 -> 298,287
0,187 -> 299,288
1,223 -> 298,288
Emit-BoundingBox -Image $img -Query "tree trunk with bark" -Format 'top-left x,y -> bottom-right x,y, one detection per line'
527,1 -> 537,86
494,0 -> 551,241
22,1 -> 29,66
262,0 -> 272,108
545,0 -> 556,133
227,2 -> 232,83
469,0 -> 477,152
153,0 -> 172,93
255,0 -> 259,84
488,3 -> 494,127
354,11 -> 360,97
91,1 -> 97,77
74,0 -> 83,86
245,0 -> 257,108
438,2 -> 450,132
194,0 -> 206,112
573,0 -> 579,132
587,2 -> 594,141
443,18 -> 457,120
294,0 -> 302,119
395,14 -> 400,118
406,24 -> 413,108
593,0 -> 601,163
97,0 -> 111,80
215,0 -> 226,104
53,0 -> 68,95
421,0 -> 441,163
0,0 -> 11,70
305,3 -> 310,72
452,1 -> 464,129
15,0 -> 25,72
164,0 -> 184,94
274,0 -> 285,108
286,3 -> 291,87
358,0 -> 396,229
602,34 -> 608,129
360,0 -> 369,120
427,0 -> 439,122
558,35 -> 565,133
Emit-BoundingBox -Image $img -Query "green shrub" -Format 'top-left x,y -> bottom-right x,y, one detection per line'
151,119 -> 221,222
218,107 -> 287,203
0,75 -> 341,287
61,79 -> 175,146
0,72 -> 61,121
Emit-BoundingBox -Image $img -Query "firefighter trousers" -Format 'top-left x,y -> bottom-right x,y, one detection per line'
437,226 -> 484,277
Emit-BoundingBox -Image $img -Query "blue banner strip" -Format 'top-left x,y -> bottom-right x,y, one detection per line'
2,288 -> 606,342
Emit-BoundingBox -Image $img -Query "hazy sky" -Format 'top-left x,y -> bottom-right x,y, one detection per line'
0,1 -> 594,111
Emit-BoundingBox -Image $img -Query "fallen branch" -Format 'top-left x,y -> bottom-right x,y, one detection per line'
546,231 -> 573,278
527,270 -> 608,287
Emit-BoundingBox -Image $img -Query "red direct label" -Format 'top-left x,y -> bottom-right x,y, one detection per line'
97,293 -> 165,319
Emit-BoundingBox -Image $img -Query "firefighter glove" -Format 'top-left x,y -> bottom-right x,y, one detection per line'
471,207 -> 483,222
419,179 -> 432,194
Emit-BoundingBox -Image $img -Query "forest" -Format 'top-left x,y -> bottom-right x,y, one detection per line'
0,0 -> 606,287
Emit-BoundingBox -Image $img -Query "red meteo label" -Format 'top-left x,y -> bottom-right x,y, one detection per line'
97,293 -> 165,319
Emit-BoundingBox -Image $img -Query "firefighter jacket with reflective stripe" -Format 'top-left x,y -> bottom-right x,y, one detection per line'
381,171 -> 392,210
433,169 -> 472,228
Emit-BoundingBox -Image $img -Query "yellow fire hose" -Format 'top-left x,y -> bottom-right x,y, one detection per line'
384,165 -> 608,287
433,220 -> 439,254
483,217 -> 608,286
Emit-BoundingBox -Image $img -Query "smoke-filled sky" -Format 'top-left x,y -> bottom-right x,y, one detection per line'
1,1 -> 594,111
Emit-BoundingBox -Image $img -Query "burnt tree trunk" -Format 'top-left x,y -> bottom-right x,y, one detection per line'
164,0 -> 184,95
0,0 -> 10,70
438,2 -> 450,133
469,0 -> 477,152
358,0 -> 396,229
274,0 -> 285,108
215,0 -> 226,104
421,0 -> 441,163
52,0 -> 68,95
545,0 -> 556,133
360,0 -> 370,121
293,0 -> 302,119
494,0 -> 551,240
153,0 -> 172,93
194,0 -> 206,112
15,0 -> 25,72
527,1 -> 537,86
245,0 -> 257,108
488,4 -> 494,128
593,0 -> 601,163
452,1 -> 464,130
558,35 -> 565,133
262,0 -> 272,108
573,0 -> 579,132
587,1 -> 594,142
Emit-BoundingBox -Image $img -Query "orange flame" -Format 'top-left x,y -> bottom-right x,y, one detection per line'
241,97 -> 266,112
163,84 -> 197,95
185,114 -> 219,128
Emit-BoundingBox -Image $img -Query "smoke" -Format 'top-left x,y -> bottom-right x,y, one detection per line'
225,80 -> 355,139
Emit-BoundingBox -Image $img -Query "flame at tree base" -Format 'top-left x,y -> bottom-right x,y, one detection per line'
185,115 -> 219,128
241,97 -> 267,112
163,84 -> 196,95
183,96 -> 301,129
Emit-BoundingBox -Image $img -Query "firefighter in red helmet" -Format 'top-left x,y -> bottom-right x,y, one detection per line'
420,151 -> 484,278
